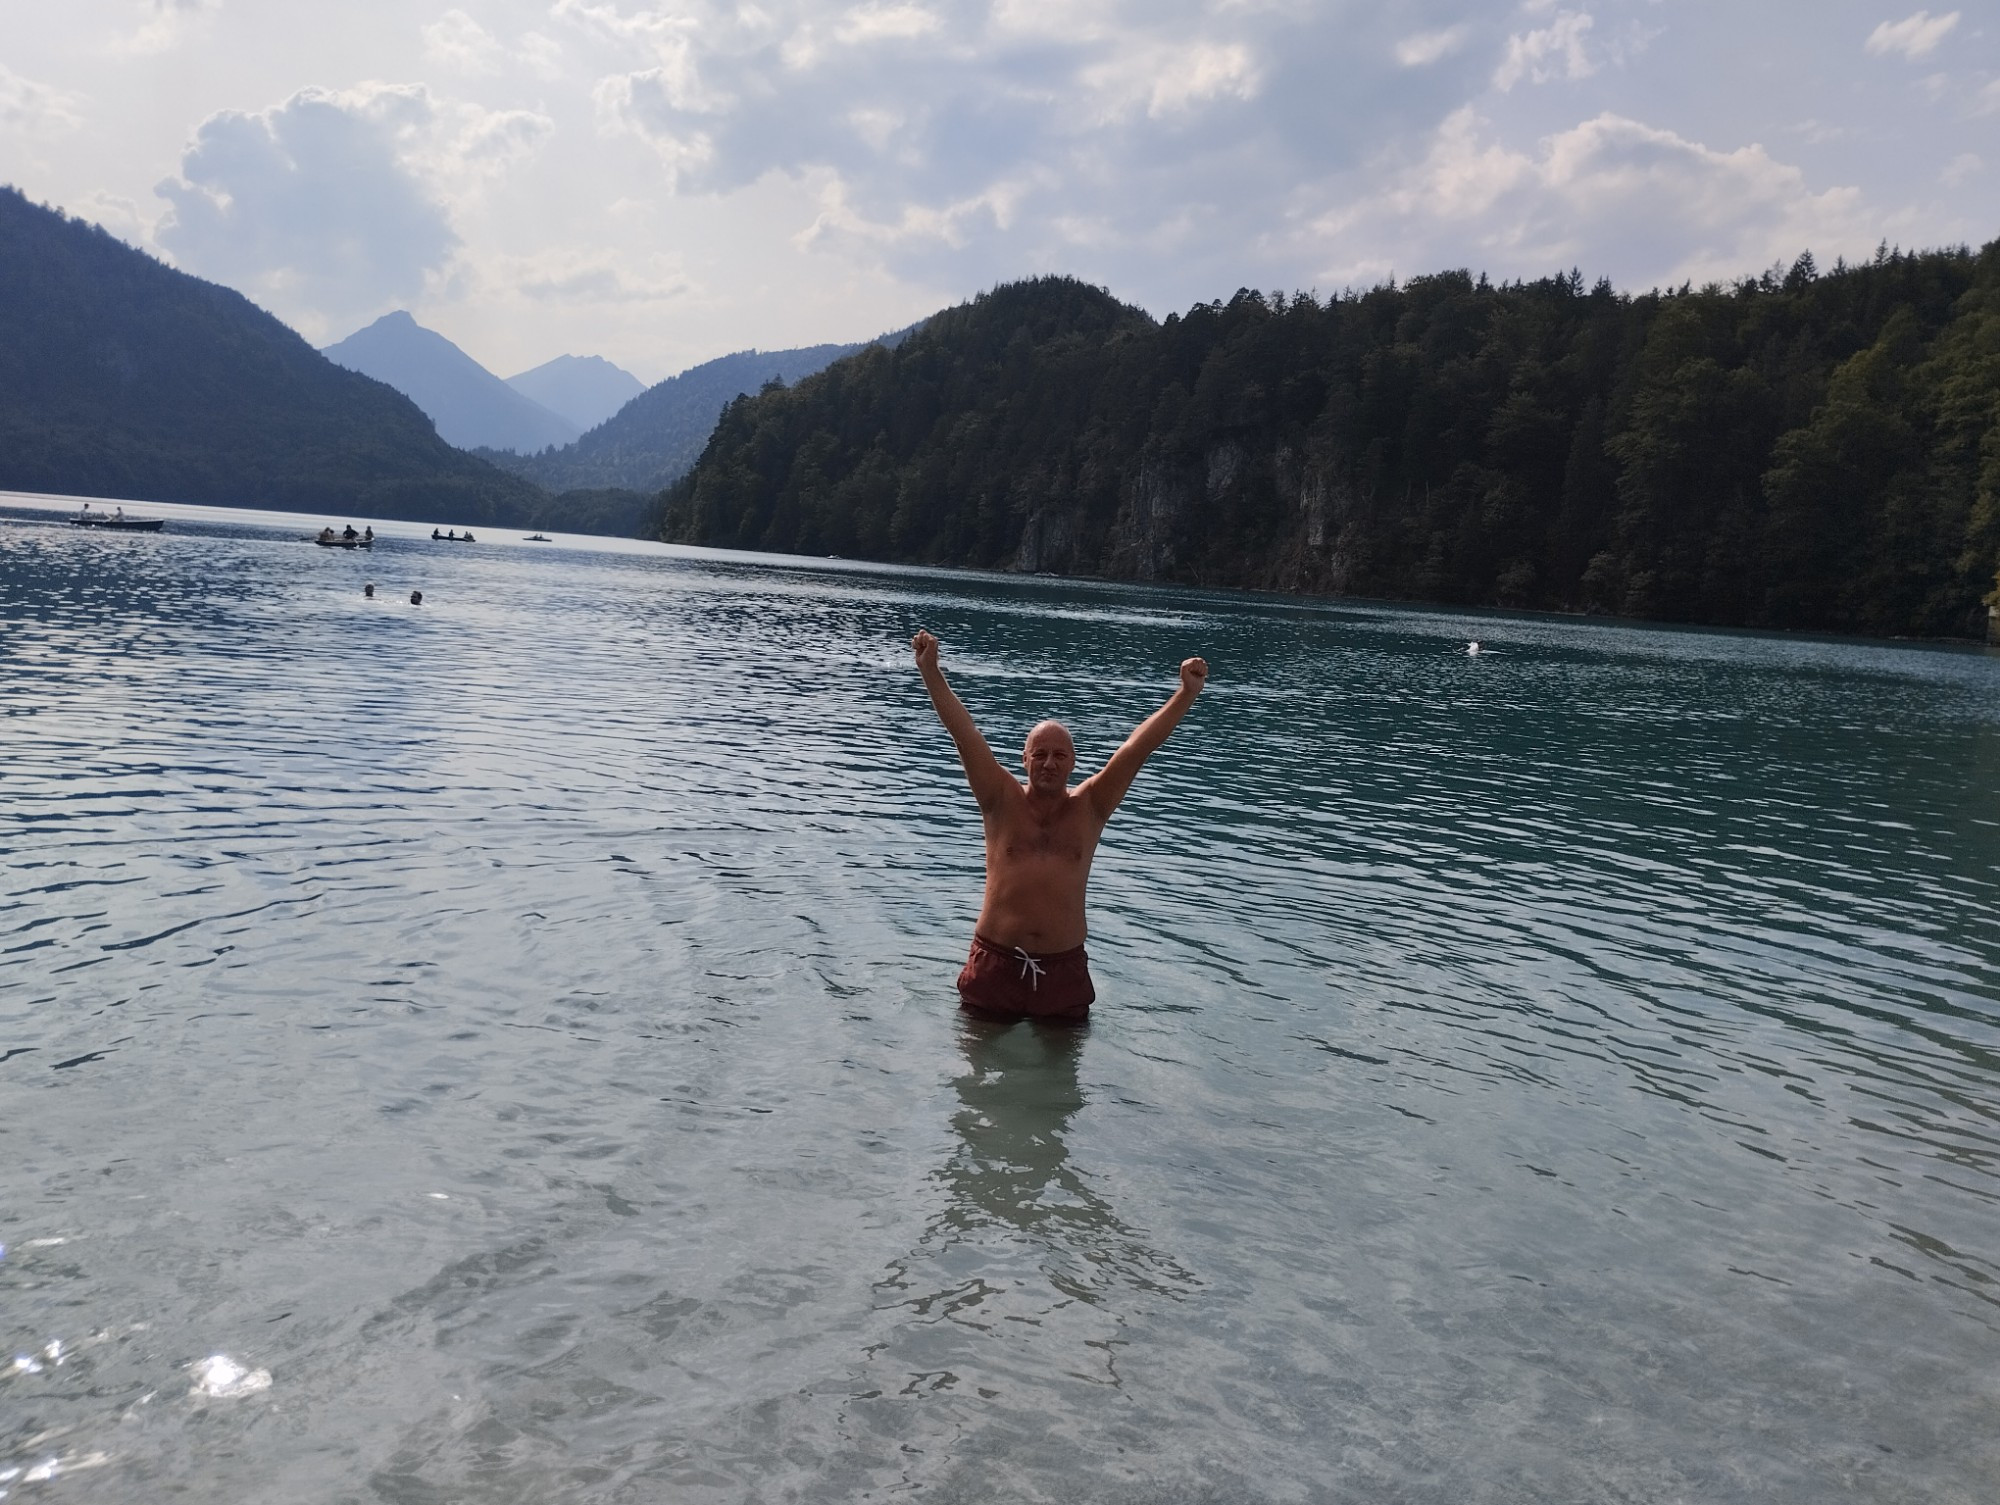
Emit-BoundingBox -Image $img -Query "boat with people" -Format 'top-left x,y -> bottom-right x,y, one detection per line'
314,525 -> 374,549
70,505 -> 164,532
431,528 -> 477,542
524,534 -> 552,542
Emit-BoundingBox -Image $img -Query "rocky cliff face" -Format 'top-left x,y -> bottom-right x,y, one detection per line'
1016,438 -> 1363,596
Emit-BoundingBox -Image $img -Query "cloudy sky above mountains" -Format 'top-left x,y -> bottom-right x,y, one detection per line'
5,1 -> 1994,380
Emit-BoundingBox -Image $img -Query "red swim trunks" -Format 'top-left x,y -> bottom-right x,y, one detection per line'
956,933 -> 1095,1022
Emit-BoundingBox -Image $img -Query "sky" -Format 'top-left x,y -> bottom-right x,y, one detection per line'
4,1 -> 1995,382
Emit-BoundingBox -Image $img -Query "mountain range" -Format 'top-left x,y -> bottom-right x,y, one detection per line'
0,186 -> 917,537
0,187 -> 543,526
321,312 -> 586,454
476,337 -> 913,495
321,309 -> 916,496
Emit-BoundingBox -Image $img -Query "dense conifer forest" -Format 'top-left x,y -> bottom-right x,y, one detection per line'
660,250 -> 2000,639
0,188 -> 543,525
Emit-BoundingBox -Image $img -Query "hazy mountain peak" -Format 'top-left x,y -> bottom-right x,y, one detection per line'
506,353 -> 645,432
321,312 -> 579,454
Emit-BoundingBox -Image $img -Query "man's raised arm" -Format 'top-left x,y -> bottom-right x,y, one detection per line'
1082,656 -> 1208,820
913,631 -> 1016,809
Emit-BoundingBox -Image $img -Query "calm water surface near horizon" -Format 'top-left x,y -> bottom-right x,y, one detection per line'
3,501 -> 1998,1503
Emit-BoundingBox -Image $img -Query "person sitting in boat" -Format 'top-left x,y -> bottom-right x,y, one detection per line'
318,527 -> 337,542
363,526 -> 374,542
113,507 -> 124,521
432,528 -> 442,540
462,531 -> 476,542
342,524 -> 358,540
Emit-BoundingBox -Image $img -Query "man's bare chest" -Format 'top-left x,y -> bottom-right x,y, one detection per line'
991,805 -> 1097,866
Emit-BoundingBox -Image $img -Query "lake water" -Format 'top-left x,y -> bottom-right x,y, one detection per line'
3,495 -> 1998,1503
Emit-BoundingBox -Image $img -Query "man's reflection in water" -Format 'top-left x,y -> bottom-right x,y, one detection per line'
875,1016 -> 1198,1349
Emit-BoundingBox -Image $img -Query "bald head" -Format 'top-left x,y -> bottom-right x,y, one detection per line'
1022,719 -> 1076,794
1024,719 -> 1073,754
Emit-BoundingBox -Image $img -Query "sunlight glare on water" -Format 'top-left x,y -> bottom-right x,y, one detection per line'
3,498 -> 1999,1503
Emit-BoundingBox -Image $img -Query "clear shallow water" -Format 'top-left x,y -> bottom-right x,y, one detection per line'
3,496 -> 1998,1503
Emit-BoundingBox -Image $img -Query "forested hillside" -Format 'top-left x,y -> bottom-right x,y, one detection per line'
0,188 -> 543,525
661,254 -> 2000,639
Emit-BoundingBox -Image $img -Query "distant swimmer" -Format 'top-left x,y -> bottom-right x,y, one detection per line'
364,582 -> 375,598
913,629 -> 1208,1023
410,590 -> 423,606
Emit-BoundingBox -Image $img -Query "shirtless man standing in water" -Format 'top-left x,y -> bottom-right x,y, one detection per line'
912,630 -> 1208,1022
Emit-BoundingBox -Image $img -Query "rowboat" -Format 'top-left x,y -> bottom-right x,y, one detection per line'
71,510 -> 164,532
314,527 -> 373,549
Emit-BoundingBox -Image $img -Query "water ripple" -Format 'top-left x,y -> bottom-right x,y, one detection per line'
3,499 -> 1999,1501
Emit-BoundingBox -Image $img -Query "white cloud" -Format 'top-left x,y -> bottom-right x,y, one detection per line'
800,165 -> 1049,250
0,0 -> 1983,384
1494,10 -> 1595,91
420,12 -> 568,77
1396,26 -> 1469,67
118,0 -> 221,55
593,71 -> 718,184
485,247 -> 694,305
1080,41 -> 1261,123
519,31 -> 566,75
560,0 -> 1281,231
987,0 -> 1117,39
1941,152 -> 1981,186
524,0 -> 1472,309
834,3 -> 941,44
1865,10 -> 1959,61
846,105 -> 906,152
422,10 -> 505,73
1309,108 -> 1878,292
66,190 -> 152,244
553,0 -> 713,56
436,104 -> 557,181
0,61 -> 84,137
1791,118 -> 1857,145
154,84 -> 461,334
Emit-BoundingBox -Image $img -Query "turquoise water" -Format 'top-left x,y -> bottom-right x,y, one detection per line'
3,495 -> 1998,1502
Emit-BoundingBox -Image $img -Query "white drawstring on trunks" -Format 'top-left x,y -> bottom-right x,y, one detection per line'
1013,946 -> 1045,991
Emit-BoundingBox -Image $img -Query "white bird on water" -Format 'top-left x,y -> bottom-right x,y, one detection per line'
1466,641 -> 1481,655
